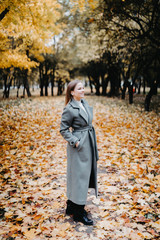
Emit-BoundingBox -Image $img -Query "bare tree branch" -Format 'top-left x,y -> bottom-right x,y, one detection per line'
0,7 -> 10,21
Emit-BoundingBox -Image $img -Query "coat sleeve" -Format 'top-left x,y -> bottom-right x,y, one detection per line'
60,106 -> 79,147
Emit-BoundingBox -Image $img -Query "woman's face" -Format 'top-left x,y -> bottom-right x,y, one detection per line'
71,82 -> 85,101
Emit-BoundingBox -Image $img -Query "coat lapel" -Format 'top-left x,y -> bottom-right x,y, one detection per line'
69,98 -> 88,124
82,99 -> 93,124
79,107 -> 88,123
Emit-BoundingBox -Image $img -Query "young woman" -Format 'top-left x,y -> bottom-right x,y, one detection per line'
60,80 -> 99,225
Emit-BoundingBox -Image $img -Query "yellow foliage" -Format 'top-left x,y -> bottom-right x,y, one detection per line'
70,0 -> 99,12
0,0 -> 61,69
0,50 -> 38,69
54,69 -> 70,82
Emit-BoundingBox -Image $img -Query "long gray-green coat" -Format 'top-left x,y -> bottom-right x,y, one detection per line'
60,98 -> 99,205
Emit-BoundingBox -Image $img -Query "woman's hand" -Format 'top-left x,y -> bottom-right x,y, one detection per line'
76,141 -> 80,148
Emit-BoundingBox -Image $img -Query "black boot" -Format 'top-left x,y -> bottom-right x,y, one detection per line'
73,204 -> 93,225
66,200 -> 75,215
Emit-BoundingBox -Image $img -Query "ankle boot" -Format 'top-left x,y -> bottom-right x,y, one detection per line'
73,204 -> 93,225
65,200 -> 75,215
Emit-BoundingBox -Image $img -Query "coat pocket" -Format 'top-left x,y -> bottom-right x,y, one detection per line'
76,137 -> 83,151
73,131 -> 87,151
72,131 -> 83,151
72,131 -> 82,149
76,132 -> 87,151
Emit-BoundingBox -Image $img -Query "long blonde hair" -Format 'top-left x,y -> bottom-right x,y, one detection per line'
65,80 -> 81,105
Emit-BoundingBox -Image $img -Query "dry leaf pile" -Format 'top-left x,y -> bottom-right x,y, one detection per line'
0,96 -> 160,240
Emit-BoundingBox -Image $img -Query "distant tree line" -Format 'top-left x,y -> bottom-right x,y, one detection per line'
0,0 -> 159,111
76,0 -> 160,111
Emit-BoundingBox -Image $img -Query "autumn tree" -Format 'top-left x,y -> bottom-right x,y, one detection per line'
63,0 -> 160,109
0,0 -> 61,97
54,0 -> 108,95
55,0 -> 128,96
100,0 -> 160,109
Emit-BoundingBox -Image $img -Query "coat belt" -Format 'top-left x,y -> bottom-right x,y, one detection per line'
73,124 -> 93,132
73,125 -> 99,161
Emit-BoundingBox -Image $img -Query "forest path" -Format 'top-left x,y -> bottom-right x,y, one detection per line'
0,95 -> 160,239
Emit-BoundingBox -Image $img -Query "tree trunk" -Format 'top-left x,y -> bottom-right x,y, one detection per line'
17,85 -> 20,97
108,65 -> 118,97
45,78 -> 48,96
101,74 -> 107,96
108,80 -> 116,96
144,82 -> 157,111
51,77 -> 54,96
88,75 -> 93,93
143,78 -> 146,94
95,78 -> 100,96
7,77 -> 12,98
3,74 -> 8,98
44,62 -> 49,96
138,78 -> 141,94
40,86 -> 43,96
51,72 -> 54,96
3,73 -> 12,98
122,81 -> 127,99
39,64 -> 44,96
23,87 -> 25,97
0,7 -> 10,21
57,79 -> 63,95
128,84 -> 133,104
23,69 -> 31,97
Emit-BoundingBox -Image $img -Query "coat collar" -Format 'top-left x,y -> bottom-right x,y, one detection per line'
69,98 -> 85,108
69,98 -> 88,123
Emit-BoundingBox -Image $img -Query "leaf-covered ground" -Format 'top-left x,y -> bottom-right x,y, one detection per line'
0,96 -> 160,240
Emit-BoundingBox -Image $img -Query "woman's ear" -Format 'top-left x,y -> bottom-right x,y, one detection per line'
71,91 -> 74,96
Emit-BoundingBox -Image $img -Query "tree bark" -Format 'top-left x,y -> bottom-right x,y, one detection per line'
108,65 -> 119,97
57,79 -> 63,95
23,69 -> 31,97
3,73 -> 12,98
0,7 -> 10,21
7,77 -> 12,98
88,75 -> 93,93
138,78 -> 141,94
17,85 -> 20,98
95,78 -> 100,96
51,68 -> 55,96
39,64 -> 44,96
45,77 -> 48,96
101,74 -> 107,96
44,62 -> 49,96
3,74 -> 8,98
51,75 -> 54,96
143,78 -> 146,94
144,82 -> 157,111
121,83 -> 127,99
128,84 -> 133,104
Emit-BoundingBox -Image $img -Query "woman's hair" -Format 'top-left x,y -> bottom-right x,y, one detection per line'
65,79 -> 81,105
